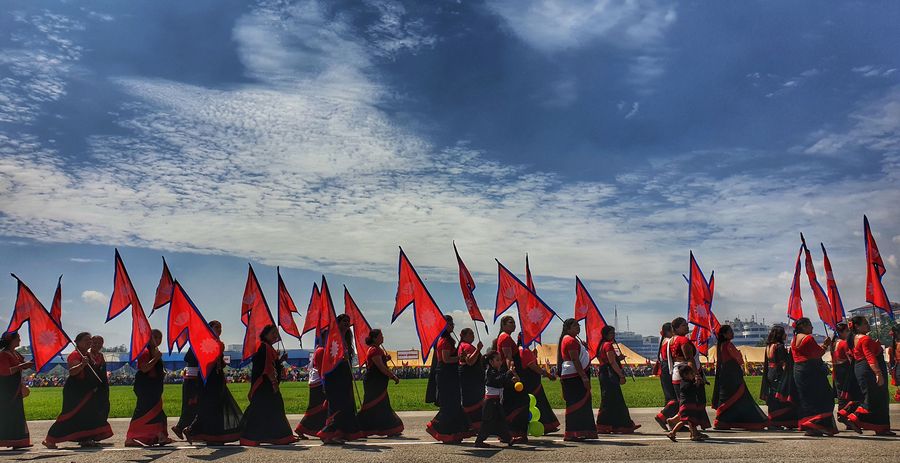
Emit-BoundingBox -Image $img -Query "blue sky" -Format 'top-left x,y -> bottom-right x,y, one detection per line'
1,0 -> 899,351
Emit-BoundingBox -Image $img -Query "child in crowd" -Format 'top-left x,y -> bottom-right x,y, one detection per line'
667,364 -> 708,442
475,350 -> 520,448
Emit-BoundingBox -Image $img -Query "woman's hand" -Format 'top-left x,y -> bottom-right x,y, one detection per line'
476,341 -> 484,351
392,375 -> 400,385
619,374 -> 626,385
822,337 -> 832,348
21,385 -> 30,398
875,372 -> 885,387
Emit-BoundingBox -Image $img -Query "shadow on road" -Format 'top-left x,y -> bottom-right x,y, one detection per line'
188,447 -> 247,461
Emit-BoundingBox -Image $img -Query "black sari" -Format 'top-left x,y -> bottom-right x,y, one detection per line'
317,359 -> 361,442
497,335 -> 528,440
519,347 -> 559,434
426,336 -> 473,442
760,343 -> 798,428
45,351 -> 113,445
712,341 -> 768,430
458,342 -> 484,430
656,341 -> 678,424
792,336 -> 837,434
595,342 -> 639,433
296,346 -> 327,437
239,343 -> 298,446
187,343 -> 242,444
126,351 -> 169,445
0,350 -> 30,448
174,349 -> 201,435
357,347 -> 403,437
833,341 -> 861,425
848,336 -> 891,433
559,336 -> 597,441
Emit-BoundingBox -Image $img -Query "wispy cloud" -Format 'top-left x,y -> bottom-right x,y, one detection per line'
69,257 -> 104,263
81,290 -> 107,306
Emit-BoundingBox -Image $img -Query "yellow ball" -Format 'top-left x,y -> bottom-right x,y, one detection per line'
514,381 -> 524,392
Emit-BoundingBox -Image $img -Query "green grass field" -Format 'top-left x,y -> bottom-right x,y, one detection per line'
23,377 -> 768,421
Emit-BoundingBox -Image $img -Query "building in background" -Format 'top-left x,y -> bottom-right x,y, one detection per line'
848,302 -> 900,325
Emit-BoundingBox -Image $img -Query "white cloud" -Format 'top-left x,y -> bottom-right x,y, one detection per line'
852,65 -> 896,78
888,255 -> 898,269
81,290 -> 107,306
624,101 -> 639,119
70,257 -> 103,263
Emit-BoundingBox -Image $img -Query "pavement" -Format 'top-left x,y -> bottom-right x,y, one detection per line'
4,406 -> 900,462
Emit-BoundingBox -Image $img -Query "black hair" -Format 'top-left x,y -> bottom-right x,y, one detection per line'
484,350 -> 500,363
0,332 -> 18,351
75,332 -> 92,344
847,315 -> 868,350
672,317 -> 687,331
601,325 -> 615,342
831,322 -> 849,355
717,324 -> 732,341
793,317 -> 812,334
440,315 -> 454,340
657,322 -> 673,360
365,328 -> 382,347
259,324 -> 278,342
500,315 -> 515,332
767,325 -> 786,345
335,314 -> 355,357
661,322 -> 673,336
557,318 -> 578,366
459,327 -> 474,340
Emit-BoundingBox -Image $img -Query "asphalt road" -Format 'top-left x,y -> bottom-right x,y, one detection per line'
5,406 -> 900,462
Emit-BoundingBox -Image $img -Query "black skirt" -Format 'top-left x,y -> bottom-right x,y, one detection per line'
761,348 -> 798,428
848,356 -> 891,433
295,382 -> 327,437
560,375 -> 597,440
357,366 -> 403,437
126,362 -> 168,445
595,365 -> 639,433
793,359 -> 837,434
677,382 -> 710,429
656,362 -> 678,421
45,371 -> 113,444
459,362 -> 485,429
317,360 -> 361,441
520,366 -> 559,434
712,359 -> 768,430
0,369 -> 29,448
239,347 -> 298,445
834,361 -> 861,422
188,366 -> 243,444
425,360 -> 472,442
175,350 -> 201,432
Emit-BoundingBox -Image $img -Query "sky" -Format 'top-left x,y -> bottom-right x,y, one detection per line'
1,0 -> 899,352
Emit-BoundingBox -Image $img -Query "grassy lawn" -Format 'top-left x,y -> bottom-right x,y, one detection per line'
23,376 -> 775,421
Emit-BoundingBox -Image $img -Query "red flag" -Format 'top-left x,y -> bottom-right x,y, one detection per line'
687,252 -> 713,329
821,243 -> 845,324
6,275 -> 71,373
801,235 -> 835,330
166,281 -> 190,353
319,281 -> 344,375
786,246 -> 804,323
453,242 -> 484,327
49,275 -> 63,325
240,264 -> 276,363
575,277 -> 607,360
495,259 -> 555,346
151,257 -> 174,314
525,255 -> 544,344
864,215 -> 893,319
301,282 -> 322,339
691,324 -> 711,356
108,249 -> 152,362
344,286 -> 372,368
708,272 -> 721,334
169,281 -> 223,380
392,248 -> 448,360
276,268 -> 301,340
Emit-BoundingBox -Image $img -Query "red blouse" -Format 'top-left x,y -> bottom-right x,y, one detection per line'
670,335 -> 692,361
833,339 -> 852,363
137,351 -> 159,378
458,341 -> 476,365
560,335 -> 580,361
0,350 -> 25,376
659,339 -> 669,361
853,335 -> 883,366
436,337 -> 456,364
597,341 -> 617,367
519,346 -> 537,368
497,332 -> 516,364
313,346 -> 324,370
719,341 -> 743,365
792,335 -> 825,363
365,346 -> 384,367
67,351 -> 86,379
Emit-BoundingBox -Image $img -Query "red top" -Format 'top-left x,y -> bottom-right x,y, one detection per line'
519,346 -> 536,368
137,351 -> 159,378
458,341 -> 476,365
597,341 -> 617,367
560,335 -> 580,361
833,339 -> 852,363
670,335 -> 692,361
791,335 -> 825,363
497,332 -> 515,364
719,341 -> 743,365
436,337 -> 455,364
365,346 -> 383,367
313,346 -> 324,370
0,350 -> 24,376
67,351 -> 86,379
853,335 -> 883,366
659,339 -> 669,361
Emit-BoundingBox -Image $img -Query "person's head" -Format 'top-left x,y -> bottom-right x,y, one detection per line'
678,363 -> 696,382
557,318 -> 580,365
601,325 -> 616,342
209,320 -> 222,337
850,315 -> 869,335
0,332 -> 20,351
672,317 -> 689,336
660,322 -> 673,338
717,325 -> 733,342
835,322 -> 850,341
459,328 -> 474,344
75,332 -> 92,350
336,314 -> 351,332
767,325 -> 786,345
365,329 -> 383,347
91,335 -> 104,351
793,317 -> 813,335
150,329 -> 163,348
891,325 -> 900,342
260,324 -> 279,344
484,350 -> 501,369
500,315 -> 516,334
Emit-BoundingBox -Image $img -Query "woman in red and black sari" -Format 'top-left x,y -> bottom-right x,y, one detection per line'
457,328 -> 484,430
668,317 -> 710,432
832,322 -> 861,428
889,326 -> 900,403
358,329 -> 403,437
318,314 -> 361,444
495,316 -> 529,442
846,316 -> 895,436
125,329 -> 172,447
44,332 -> 113,448
791,317 -> 837,436
558,318 -> 597,441
711,325 -> 768,430
172,347 -> 200,440
760,325 -> 797,430
426,315 -> 473,443
296,344 -> 327,438
655,323 -> 677,430
0,332 -> 32,449
595,326 -> 639,434
240,325 -> 298,446
519,339 -> 559,434
184,320 -> 243,444
88,337 -> 110,432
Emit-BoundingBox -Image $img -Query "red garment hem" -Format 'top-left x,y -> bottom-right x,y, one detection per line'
0,438 -> 31,448
463,400 -> 484,413
714,420 -> 768,430
596,423 -> 640,434
239,435 -> 299,446
316,429 -> 364,442
186,432 -> 240,444
564,430 -> 598,440
799,413 -> 838,434
44,424 -> 113,444
126,402 -> 167,441
359,424 -> 404,437
294,423 -> 322,437
847,410 -> 891,432
424,422 -> 473,442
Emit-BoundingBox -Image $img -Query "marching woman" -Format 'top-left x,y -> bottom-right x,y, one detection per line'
711,325 -> 768,430
832,322 -> 861,427
295,343 -> 327,438
88,337 -> 111,431
518,338 -> 560,434
125,329 -> 173,447
791,317 -> 837,436
318,314 -> 361,444
760,325 -> 797,430
667,317 -> 710,431
458,328 -> 485,430
357,329 -> 404,437
184,320 -> 243,444
557,318 -> 598,441
495,316 -> 529,441
0,332 -> 33,449
889,325 -> 900,403
846,316 -> 895,435
44,332 -> 113,448
240,325 -> 298,446
425,315 -> 473,443
595,326 -> 639,433
655,322 -> 678,430
172,347 -> 200,440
